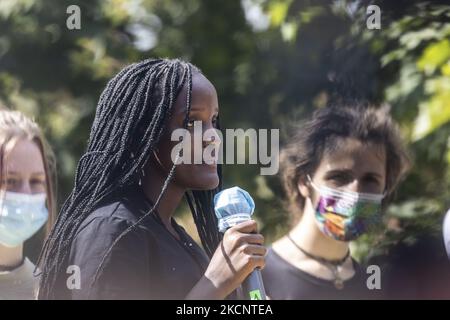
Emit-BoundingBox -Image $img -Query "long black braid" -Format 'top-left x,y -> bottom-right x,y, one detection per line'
37,58 -> 223,299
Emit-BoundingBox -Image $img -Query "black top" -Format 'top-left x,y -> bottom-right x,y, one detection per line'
64,186 -> 210,300
262,248 -> 382,300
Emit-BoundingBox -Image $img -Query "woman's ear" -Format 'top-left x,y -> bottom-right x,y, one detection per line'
297,176 -> 310,198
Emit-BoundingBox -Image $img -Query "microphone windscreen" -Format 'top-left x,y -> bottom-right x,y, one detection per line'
214,187 -> 255,232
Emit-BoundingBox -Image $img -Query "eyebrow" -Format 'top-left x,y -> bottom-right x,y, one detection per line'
31,173 -> 46,177
191,104 -> 219,112
4,171 -> 20,176
325,169 -> 353,176
189,107 -> 219,114
363,172 -> 383,178
7,171 -> 46,176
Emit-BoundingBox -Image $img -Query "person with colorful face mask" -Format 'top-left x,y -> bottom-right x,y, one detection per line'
0,109 -> 56,300
307,174 -> 385,242
262,105 -> 411,299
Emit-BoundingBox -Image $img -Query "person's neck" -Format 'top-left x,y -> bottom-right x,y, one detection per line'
141,159 -> 185,230
0,244 -> 24,271
290,199 -> 350,261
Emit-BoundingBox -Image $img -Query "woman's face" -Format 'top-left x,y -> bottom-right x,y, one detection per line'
2,139 -> 46,195
300,137 -> 387,203
148,71 -> 221,190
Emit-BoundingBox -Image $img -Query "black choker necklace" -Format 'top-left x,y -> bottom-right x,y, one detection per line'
286,234 -> 350,290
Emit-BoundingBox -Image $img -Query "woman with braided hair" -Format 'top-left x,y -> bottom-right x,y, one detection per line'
37,58 -> 266,300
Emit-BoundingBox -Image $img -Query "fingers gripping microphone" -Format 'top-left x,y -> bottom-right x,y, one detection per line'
214,186 -> 267,300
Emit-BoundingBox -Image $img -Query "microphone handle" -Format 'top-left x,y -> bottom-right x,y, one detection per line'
242,268 -> 267,300
218,215 -> 267,300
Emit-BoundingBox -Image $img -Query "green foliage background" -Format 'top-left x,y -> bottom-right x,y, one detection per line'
1,1 -> 449,291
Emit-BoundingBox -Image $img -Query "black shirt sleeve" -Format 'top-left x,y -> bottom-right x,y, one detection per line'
69,208 -> 153,300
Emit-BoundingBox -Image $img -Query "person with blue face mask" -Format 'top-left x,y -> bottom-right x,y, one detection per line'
0,109 -> 55,300
262,105 -> 411,299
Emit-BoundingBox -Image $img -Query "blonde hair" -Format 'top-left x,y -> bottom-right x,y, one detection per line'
0,109 -> 56,233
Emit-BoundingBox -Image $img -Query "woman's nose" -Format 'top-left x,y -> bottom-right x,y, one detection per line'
346,179 -> 360,193
18,181 -> 32,194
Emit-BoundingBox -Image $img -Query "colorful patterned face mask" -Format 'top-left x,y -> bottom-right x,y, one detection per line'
307,175 -> 385,242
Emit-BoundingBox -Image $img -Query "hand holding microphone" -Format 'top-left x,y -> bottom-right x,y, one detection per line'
203,187 -> 267,300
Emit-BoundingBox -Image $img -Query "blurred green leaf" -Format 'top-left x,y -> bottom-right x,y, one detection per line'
267,0 -> 291,27
417,39 -> 450,75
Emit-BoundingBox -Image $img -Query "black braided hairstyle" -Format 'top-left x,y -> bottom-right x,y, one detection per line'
37,58 -> 223,299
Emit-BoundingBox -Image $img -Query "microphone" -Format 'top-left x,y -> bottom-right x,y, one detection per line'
214,186 -> 267,300
444,209 -> 450,260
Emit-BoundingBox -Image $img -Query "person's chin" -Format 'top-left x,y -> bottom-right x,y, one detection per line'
191,170 -> 219,190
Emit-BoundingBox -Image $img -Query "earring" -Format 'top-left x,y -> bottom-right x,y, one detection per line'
138,168 -> 145,186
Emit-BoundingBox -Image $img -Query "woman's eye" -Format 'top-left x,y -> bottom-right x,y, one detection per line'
6,178 -> 19,186
327,174 -> 352,186
212,117 -> 218,127
2,178 -> 20,191
364,176 -> 380,185
31,179 -> 45,186
331,174 -> 346,182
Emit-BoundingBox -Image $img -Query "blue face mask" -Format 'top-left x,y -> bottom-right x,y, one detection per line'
0,191 -> 48,247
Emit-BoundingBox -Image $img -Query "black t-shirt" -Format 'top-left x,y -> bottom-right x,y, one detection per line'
63,186 -> 210,299
262,248 -> 383,300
